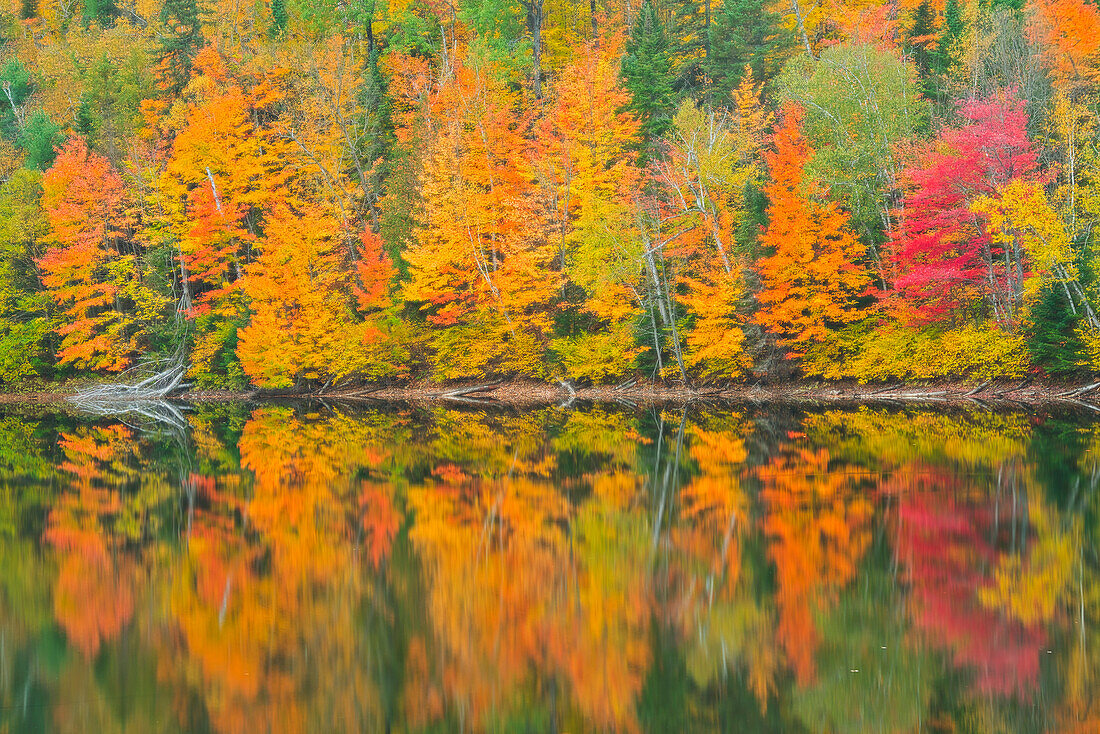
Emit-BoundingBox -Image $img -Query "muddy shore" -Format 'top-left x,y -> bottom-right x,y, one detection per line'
4,377 -> 1100,410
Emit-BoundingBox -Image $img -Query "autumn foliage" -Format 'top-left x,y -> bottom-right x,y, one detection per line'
7,0 -> 1100,387
755,105 -> 869,359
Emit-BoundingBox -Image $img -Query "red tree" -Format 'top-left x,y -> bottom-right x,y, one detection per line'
888,91 -> 1039,325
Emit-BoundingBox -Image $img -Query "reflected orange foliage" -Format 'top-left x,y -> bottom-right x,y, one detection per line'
759,447 -> 872,684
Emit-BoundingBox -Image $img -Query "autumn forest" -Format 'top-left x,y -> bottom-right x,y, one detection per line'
4,0 -> 1100,386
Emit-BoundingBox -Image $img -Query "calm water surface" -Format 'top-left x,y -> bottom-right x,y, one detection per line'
0,401 -> 1098,732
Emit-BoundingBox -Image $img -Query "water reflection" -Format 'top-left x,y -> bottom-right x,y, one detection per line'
0,403 -> 1098,732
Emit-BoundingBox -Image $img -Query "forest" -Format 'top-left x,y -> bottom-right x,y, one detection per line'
1,0 -> 1099,388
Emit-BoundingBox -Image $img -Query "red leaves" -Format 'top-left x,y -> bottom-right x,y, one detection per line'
355,229 -> 394,313
888,91 -> 1039,325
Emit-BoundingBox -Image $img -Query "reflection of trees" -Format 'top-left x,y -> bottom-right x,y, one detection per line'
2,404 -> 1100,731
407,409 -> 652,731
44,425 -> 153,658
890,463 -> 1057,700
671,414 -> 778,708
759,447 -> 873,685
159,406 -> 409,733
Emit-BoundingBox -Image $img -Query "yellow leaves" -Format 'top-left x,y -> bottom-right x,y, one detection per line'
978,497 -> 1075,626
681,263 -> 751,378
237,204 -> 391,388
658,90 -> 765,380
552,323 -> 644,382
971,179 -> 1076,311
831,321 -> 1030,381
402,61 -> 558,378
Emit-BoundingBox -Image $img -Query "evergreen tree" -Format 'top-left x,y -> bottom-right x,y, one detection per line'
907,1 -> 935,79
939,0 -> 964,74
1027,285 -> 1086,373
668,0 -> 707,94
360,48 -> 394,237
19,112 -> 63,170
157,0 -> 204,96
271,0 -> 287,35
19,0 -> 37,20
705,0 -> 786,99
623,2 -> 677,142
0,60 -> 31,144
83,0 -> 117,25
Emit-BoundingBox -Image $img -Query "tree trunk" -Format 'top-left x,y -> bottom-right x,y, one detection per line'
525,0 -> 544,99
790,0 -> 812,57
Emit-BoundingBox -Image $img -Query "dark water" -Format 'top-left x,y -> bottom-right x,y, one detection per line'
0,401 -> 1098,732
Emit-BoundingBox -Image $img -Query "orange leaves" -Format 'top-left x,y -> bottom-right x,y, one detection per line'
755,104 -> 869,360
681,259 -> 751,378
38,137 -> 135,371
402,62 -> 558,379
43,424 -> 142,658
540,34 -> 647,380
236,204 -> 382,388
759,447 -> 873,684
1029,0 -> 1100,91
355,228 -> 395,313
53,553 -> 135,659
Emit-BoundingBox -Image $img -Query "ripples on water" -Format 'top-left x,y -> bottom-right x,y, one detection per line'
0,401 -> 1097,732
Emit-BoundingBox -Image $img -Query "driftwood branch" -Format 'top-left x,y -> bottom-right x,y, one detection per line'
435,383 -> 503,399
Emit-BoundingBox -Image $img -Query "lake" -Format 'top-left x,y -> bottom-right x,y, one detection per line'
0,400 -> 1097,732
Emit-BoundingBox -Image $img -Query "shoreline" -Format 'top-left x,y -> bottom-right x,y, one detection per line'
3,378 -> 1100,410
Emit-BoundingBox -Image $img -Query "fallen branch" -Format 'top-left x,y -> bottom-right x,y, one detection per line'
1059,381 -> 1100,397
438,383 -> 503,398
963,379 -> 993,397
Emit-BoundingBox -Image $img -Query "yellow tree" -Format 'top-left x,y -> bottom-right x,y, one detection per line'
236,204 -> 396,388
660,71 -> 770,379
539,33 -> 646,381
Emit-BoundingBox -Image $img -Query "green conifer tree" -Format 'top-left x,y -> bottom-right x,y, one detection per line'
271,0 -> 287,35
157,0 -> 204,96
705,0 -> 786,99
623,1 -> 677,142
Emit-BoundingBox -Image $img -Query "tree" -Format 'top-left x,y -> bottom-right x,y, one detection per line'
657,77 -> 769,378
401,61 -> 558,379
156,0 -> 204,96
754,104 -> 870,362
622,2 -> 677,143
38,138 -> 158,371
776,43 -> 929,266
271,0 -> 287,34
19,111 -> 64,171
0,170 -> 51,382
888,91 -> 1039,327
705,0 -> 788,98
1028,0 -> 1100,93
540,34 -> 647,381
152,47 -> 294,384
237,205 -> 395,388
